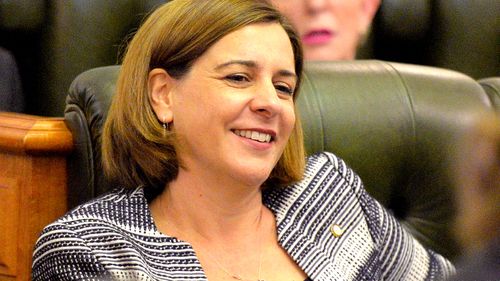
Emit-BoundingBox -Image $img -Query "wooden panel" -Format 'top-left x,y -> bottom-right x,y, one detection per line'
23,156 -> 69,279
0,112 -> 73,281
0,177 -> 19,278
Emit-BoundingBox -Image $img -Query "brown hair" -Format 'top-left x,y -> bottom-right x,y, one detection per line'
102,0 -> 305,194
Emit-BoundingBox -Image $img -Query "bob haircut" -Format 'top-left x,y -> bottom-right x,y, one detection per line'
102,0 -> 305,195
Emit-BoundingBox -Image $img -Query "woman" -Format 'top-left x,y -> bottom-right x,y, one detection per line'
270,0 -> 380,61
32,0 -> 453,280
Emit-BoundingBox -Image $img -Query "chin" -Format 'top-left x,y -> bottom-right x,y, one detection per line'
231,166 -> 273,188
305,45 -> 354,61
224,152 -> 281,187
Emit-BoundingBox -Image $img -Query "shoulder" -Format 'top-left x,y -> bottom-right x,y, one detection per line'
304,152 -> 358,181
33,187 -> 153,261
0,47 -> 14,63
301,151 -> 363,197
32,220 -> 110,280
32,187 -> 153,279
35,186 -> 151,238
265,152 -> 364,222
57,187 -> 151,229
33,187 -> 206,280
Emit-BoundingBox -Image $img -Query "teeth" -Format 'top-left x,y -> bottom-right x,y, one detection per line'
251,131 -> 259,140
234,130 -> 272,143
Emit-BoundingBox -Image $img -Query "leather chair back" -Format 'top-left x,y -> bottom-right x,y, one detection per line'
479,77 -> 500,110
64,60 -> 495,260
361,0 -> 500,79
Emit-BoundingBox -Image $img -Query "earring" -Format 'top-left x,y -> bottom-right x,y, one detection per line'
162,117 -> 172,136
162,117 -> 168,136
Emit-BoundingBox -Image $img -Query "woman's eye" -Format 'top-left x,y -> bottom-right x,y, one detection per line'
226,74 -> 249,82
275,84 -> 294,96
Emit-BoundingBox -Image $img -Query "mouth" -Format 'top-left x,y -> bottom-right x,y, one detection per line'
233,129 -> 274,143
302,29 -> 333,45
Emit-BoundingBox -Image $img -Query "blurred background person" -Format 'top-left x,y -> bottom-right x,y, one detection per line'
449,114 -> 500,280
0,46 -> 24,112
270,0 -> 380,61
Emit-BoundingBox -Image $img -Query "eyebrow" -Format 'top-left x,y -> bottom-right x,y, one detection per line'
214,60 -> 297,80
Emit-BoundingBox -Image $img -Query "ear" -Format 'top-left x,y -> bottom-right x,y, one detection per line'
359,0 -> 381,34
149,68 -> 175,124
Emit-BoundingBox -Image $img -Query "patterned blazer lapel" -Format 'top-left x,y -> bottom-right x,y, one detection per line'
264,153 -> 380,281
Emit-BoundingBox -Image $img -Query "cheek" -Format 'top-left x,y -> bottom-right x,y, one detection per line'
172,93 -> 211,135
338,7 -> 365,35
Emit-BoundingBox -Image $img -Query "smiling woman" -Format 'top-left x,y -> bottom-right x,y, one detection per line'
32,1 -> 453,281
105,0 -> 305,196
147,23 -> 298,190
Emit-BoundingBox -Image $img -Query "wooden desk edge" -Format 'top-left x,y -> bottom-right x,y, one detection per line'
0,112 -> 73,154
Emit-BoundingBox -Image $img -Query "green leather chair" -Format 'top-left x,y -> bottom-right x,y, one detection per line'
64,60 -> 495,261
479,77 -> 500,110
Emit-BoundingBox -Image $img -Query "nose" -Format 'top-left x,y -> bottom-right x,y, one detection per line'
249,82 -> 282,119
305,0 -> 329,13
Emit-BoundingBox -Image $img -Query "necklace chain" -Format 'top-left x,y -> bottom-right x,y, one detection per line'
160,197 -> 266,281
203,207 -> 264,281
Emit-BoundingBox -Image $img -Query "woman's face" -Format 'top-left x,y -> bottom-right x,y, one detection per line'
271,0 -> 378,61
160,22 -> 297,187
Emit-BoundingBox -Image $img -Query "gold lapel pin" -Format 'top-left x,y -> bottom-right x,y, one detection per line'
330,224 -> 344,238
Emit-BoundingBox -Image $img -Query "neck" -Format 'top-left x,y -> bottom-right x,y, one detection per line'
149,167 -> 280,281
151,166 -> 267,243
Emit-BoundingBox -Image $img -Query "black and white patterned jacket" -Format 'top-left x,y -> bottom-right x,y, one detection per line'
32,152 -> 454,280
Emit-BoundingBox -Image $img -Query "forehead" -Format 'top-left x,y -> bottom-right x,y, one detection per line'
197,22 -> 296,72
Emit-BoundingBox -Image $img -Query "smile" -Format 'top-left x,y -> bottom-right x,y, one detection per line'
233,129 -> 273,143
